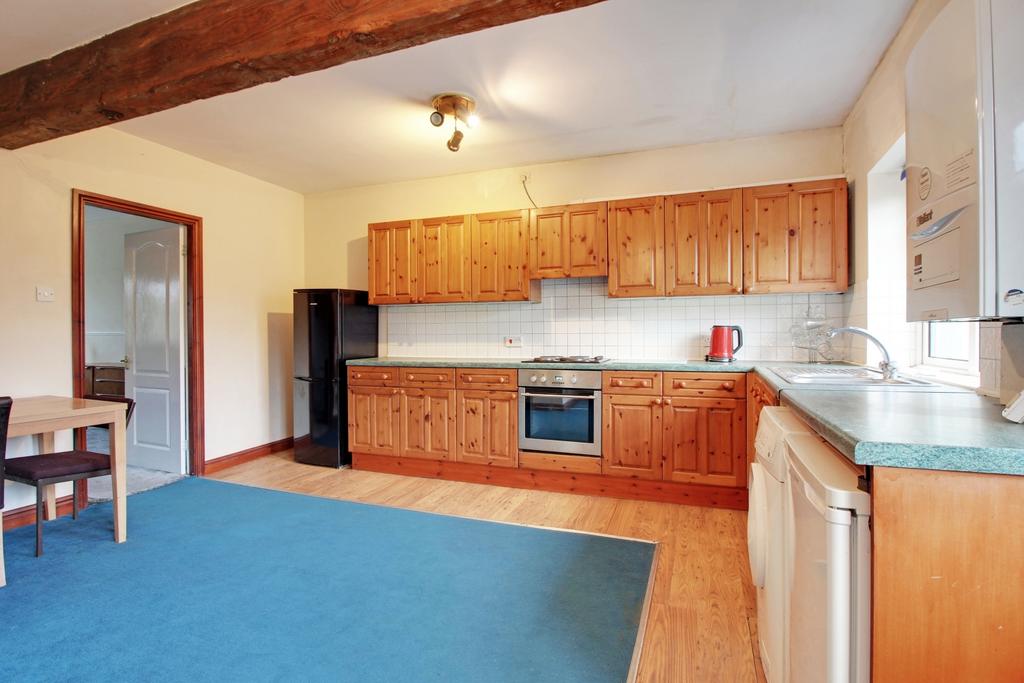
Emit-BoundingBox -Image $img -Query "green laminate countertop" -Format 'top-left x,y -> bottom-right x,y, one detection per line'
781,390 -> 1024,475
348,356 -> 760,372
347,357 -> 965,392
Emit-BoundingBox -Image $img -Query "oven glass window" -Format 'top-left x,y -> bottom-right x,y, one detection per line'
524,391 -> 596,443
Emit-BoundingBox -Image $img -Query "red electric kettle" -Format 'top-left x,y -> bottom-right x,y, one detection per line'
707,325 -> 743,363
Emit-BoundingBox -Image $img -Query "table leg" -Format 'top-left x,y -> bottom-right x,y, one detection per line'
110,411 -> 127,543
40,432 -> 57,520
0,524 -> 6,587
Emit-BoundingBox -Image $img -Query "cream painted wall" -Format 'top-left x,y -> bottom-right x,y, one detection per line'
841,0 -> 949,363
304,127 -> 844,289
0,128 -> 303,510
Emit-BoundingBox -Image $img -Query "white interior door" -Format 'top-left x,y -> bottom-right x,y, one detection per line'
124,226 -> 187,473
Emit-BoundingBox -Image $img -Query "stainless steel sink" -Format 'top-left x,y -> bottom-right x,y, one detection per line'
769,366 -> 934,386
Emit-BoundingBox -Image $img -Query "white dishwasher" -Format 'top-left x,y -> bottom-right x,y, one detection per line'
784,432 -> 871,683
748,407 -> 813,683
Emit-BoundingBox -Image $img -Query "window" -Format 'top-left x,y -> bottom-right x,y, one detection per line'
916,320 -> 979,379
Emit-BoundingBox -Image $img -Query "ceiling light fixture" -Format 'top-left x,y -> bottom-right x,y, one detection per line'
430,93 -> 478,152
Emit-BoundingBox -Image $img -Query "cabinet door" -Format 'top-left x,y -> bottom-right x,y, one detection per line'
607,196 -> 665,297
663,397 -> 746,487
743,179 -> 847,293
456,390 -> 518,467
529,206 -> 571,279
472,210 -> 533,301
400,388 -> 456,460
568,202 -> 608,277
792,179 -> 847,292
602,394 -> 663,479
368,221 -> 417,304
418,215 -> 472,303
665,189 -> 742,296
530,202 -> 608,279
746,372 -> 779,467
348,386 -> 400,456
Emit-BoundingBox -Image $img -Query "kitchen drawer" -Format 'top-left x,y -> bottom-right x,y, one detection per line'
92,366 -> 125,381
348,367 -> 399,387
602,371 -> 663,395
456,368 -> 517,391
664,372 -> 746,398
399,368 -> 456,388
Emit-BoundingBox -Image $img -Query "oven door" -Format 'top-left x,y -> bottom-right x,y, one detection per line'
518,388 -> 602,456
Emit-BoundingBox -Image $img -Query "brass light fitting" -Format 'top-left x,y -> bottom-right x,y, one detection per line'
430,93 -> 478,152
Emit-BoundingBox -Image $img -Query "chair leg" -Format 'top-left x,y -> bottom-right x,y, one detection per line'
72,480 -> 79,520
35,487 -> 44,557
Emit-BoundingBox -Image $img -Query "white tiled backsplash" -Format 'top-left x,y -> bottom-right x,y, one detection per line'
382,278 -> 849,361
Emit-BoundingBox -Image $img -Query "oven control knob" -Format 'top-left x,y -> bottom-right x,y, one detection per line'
539,376 -> 547,383
570,375 -> 578,384
529,375 -> 538,383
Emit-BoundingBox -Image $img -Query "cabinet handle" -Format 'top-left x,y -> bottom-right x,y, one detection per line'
663,398 -> 671,406
465,375 -> 473,382
720,381 -> 735,391
498,377 -> 508,383
653,398 -> 663,405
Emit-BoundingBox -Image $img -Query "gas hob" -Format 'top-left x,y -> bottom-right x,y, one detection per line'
521,355 -> 608,364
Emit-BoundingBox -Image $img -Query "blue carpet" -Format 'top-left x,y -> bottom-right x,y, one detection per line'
0,478 -> 655,682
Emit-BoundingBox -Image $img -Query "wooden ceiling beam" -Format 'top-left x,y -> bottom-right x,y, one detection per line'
0,0 -> 603,149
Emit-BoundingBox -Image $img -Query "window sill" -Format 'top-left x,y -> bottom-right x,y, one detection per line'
903,366 -> 980,390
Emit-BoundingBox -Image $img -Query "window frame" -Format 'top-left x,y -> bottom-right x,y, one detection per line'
910,321 -> 980,384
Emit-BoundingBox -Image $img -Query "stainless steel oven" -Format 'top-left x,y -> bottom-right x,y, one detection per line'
518,369 -> 602,457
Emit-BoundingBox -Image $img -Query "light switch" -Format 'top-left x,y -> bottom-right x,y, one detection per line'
503,336 -> 523,348
35,286 -> 55,302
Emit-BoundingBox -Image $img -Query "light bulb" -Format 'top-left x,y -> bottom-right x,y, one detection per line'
467,113 -> 480,128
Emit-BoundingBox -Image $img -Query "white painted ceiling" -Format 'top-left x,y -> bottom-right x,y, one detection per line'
0,0 -> 191,73
15,0 -> 913,194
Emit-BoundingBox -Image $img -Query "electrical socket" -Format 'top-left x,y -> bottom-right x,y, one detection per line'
503,335 -> 523,348
35,286 -> 55,302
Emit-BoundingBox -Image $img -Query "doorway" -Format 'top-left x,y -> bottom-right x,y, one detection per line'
71,191 -> 206,505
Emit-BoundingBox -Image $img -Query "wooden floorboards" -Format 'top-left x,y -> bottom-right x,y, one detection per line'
210,452 -> 766,682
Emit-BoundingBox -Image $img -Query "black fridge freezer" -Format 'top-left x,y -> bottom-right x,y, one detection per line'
292,289 -> 378,467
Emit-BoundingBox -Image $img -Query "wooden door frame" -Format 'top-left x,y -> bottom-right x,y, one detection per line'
71,190 -> 207,502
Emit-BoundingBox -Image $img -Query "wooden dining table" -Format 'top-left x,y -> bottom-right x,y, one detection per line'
1,396 -> 128,587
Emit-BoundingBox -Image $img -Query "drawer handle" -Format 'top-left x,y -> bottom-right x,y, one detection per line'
720,381 -> 735,391
409,374 -> 445,381
673,380 -> 687,388
612,378 -> 650,387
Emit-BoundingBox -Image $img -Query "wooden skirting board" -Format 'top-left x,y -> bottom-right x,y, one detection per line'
3,494 -> 76,531
204,436 -> 294,475
352,453 -> 748,510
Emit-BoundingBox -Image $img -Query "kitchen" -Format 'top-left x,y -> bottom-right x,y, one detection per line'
1,0 -> 1022,681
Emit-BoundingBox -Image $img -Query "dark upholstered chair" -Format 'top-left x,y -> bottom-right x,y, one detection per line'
3,396 -> 135,556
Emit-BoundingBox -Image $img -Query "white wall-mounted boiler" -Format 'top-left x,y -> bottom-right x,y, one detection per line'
905,0 -> 1024,321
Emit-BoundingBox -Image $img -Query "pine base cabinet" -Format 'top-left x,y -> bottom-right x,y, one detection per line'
399,388 -> 456,460
456,390 -> 518,467
663,397 -> 746,487
347,386 -> 401,456
601,394 -> 664,479
602,372 -> 747,487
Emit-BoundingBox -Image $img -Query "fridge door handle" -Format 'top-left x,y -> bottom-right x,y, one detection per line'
295,377 -> 313,382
